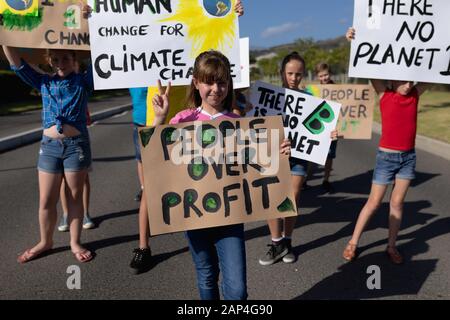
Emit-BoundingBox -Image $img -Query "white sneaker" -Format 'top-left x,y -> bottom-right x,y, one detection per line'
58,216 -> 69,232
82,215 -> 95,229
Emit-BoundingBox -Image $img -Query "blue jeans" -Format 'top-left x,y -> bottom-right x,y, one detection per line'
372,149 -> 416,185
186,224 -> 247,300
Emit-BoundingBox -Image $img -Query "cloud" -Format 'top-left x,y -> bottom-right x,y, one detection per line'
261,22 -> 300,38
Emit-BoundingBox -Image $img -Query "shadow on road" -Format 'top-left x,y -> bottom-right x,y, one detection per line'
292,199 -> 435,256
89,209 -> 139,228
293,217 -> 450,299
294,252 -> 437,299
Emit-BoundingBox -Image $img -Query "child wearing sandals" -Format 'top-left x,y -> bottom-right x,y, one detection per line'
342,27 -> 429,264
3,42 -> 94,263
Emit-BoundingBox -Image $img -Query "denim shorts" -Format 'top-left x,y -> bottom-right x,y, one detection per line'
38,134 -> 92,174
372,149 -> 416,185
328,140 -> 338,159
289,157 -> 309,176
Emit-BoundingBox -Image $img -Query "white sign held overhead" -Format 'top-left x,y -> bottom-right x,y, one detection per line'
88,0 -> 241,89
349,0 -> 450,84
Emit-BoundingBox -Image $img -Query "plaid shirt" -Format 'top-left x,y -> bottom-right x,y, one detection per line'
11,60 -> 93,134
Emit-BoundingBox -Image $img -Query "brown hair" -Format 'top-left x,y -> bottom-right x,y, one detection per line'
315,62 -> 331,75
280,52 -> 305,76
186,50 -> 234,112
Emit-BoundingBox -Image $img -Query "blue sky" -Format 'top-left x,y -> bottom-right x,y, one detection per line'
239,0 -> 354,48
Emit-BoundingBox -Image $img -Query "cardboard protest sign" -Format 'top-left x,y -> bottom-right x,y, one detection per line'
349,0 -> 450,84
0,0 -> 39,16
248,81 -> 341,166
139,116 -> 297,235
0,0 -> 90,50
306,84 -> 375,139
88,0 -> 241,89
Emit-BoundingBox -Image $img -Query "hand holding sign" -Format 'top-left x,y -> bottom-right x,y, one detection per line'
235,0 -> 244,17
152,80 -> 171,125
280,139 -> 291,156
346,27 -> 355,41
81,2 -> 92,19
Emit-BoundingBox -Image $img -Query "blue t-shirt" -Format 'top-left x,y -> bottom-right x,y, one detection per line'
129,87 -> 148,126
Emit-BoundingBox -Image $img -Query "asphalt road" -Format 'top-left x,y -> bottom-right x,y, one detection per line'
1,110 -> 449,300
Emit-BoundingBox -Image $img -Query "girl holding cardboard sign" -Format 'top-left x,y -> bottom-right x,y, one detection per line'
258,52 -> 339,266
152,50 -> 291,300
127,0 -> 245,276
343,27 -> 429,264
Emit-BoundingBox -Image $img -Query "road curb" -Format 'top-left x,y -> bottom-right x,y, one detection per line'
0,103 -> 131,153
372,122 -> 450,161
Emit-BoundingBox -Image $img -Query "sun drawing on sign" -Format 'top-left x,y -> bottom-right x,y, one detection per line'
160,0 -> 237,58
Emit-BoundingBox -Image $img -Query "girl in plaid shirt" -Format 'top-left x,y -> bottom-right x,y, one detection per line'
3,45 -> 94,263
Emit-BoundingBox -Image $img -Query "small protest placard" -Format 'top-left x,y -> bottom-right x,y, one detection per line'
306,84 -> 375,139
0,0 -> 90,50
349,0 -> 450,84
139,116 -> 297,235
248,81 -> 341,166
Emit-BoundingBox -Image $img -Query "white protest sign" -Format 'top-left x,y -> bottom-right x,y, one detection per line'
234,37 -> 250,89
349,0 -> 450,84
248,81 -> 341,166
88,0 -> 241,90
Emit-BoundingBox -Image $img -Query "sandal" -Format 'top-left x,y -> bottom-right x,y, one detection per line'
386,246 -> 403,264
17,248 -> 50,264
342,242 -> 357,261
73,249 -> 93,263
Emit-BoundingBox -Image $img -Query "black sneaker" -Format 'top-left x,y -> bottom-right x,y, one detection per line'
130,248 -> 152,274
134,189 -> 143,202
258,240 -> 288,266
322,181 -> 334,193
282,239 -> 296,263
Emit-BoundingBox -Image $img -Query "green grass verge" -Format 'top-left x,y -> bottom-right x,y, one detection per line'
373,90 -> 450,144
